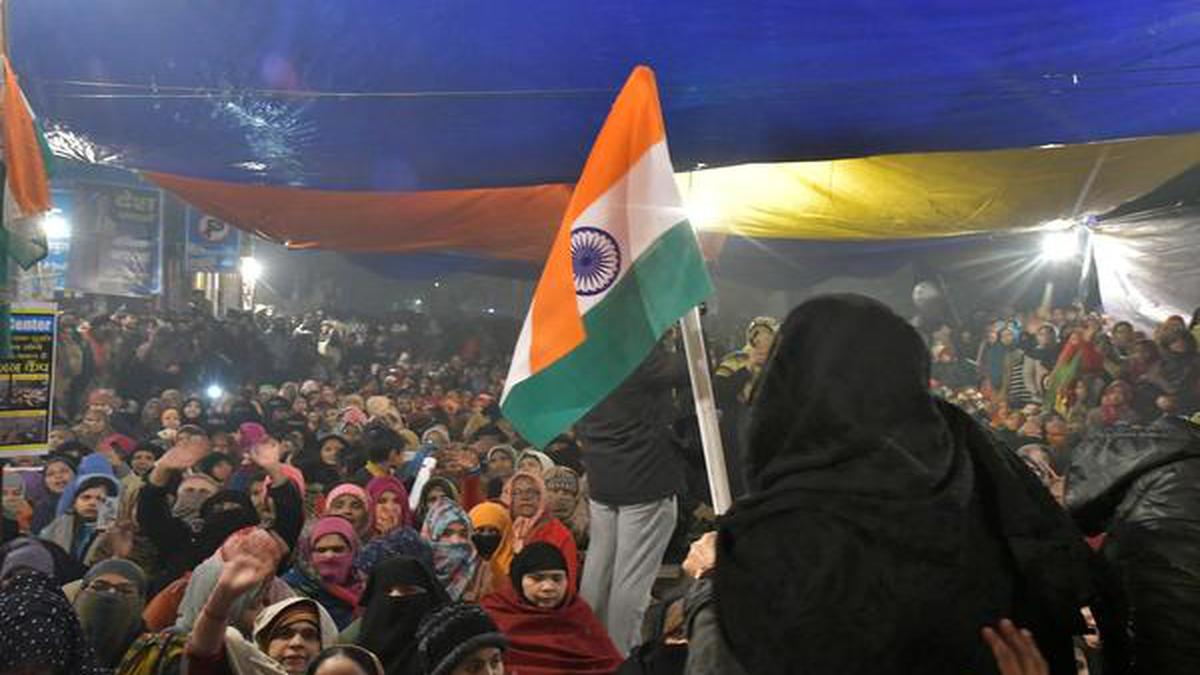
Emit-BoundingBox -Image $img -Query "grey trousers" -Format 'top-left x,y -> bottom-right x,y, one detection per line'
581,495 -> 678,655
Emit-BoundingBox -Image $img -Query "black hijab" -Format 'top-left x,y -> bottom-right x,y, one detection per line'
195,490 -> 260,560
743,293 -> 951,495
717,294 -> 1090,675
356,556 -> 451,675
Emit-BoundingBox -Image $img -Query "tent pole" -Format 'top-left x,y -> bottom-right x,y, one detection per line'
679,306 -> 733,515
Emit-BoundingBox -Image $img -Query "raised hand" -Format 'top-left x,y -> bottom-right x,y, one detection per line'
222,527 -> 288,567
157,436 -> 210,472
102,521 -> 136,559
983,620 -> 1049,675
217,553 -> 274,599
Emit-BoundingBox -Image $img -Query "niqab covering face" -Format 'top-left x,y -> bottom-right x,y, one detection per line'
196,490 -> 261,559
74,559 -> 147,667
356,556 -> 450,675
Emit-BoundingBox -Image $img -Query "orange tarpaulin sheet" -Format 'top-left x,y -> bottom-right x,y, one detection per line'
146,172 -> 573,261
149,132 -> 1200,263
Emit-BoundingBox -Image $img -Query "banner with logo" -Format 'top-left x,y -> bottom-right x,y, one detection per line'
0,307 -> 56,456
185,207 -> 241,273
67,183 -> 162,296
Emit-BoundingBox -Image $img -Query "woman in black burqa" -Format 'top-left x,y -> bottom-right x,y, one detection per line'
713,294 -> 1096,675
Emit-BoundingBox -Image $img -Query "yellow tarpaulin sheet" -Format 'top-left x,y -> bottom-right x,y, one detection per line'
682,133 -> 1200,240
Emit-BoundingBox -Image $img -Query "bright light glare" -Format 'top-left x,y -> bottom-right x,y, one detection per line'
686,201 -> 719,229
41,212 -> 71,239
485,307 -> 496,314
1040,231 -> 1079,262
205,384 -> 224,400
240,256 -> 263,282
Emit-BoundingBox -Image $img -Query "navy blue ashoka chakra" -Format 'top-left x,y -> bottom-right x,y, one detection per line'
571,227 -> 622,296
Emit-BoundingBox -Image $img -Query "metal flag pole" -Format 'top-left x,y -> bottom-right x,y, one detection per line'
679,305 -> 733,515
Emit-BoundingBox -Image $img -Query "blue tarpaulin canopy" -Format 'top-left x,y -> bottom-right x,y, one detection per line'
13,0 -> 1200,190
10,1 -> 1200,327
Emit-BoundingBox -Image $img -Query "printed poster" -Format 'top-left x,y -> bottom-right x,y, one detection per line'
67,183 -> 163,296
0,308 -> 57,456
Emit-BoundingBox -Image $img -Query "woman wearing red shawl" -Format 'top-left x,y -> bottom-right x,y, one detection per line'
501,471 -> 580,590
283,516 -> 365,630
483,541 -> 622,675
365,475 -> 412,534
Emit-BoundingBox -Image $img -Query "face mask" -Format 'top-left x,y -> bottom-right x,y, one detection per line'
76,587 -> 143,667
314,553 -> 354,585
471,532 -> 503,560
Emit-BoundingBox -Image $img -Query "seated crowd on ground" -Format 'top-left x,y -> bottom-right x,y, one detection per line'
1,299 -> 1198,674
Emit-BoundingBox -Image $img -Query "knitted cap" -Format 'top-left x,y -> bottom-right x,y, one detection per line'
417,603 -> 507,675
84,558 -> 147,598
509,541 -> 568,596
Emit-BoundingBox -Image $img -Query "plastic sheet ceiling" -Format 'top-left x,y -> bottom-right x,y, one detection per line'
12,1 -> 1200,262
147,133 -> 1200,264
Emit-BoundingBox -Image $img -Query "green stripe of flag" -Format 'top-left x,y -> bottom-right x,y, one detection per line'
502,219 -> 711,447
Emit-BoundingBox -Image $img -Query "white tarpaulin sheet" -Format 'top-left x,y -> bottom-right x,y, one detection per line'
1092,207 -> 1200,332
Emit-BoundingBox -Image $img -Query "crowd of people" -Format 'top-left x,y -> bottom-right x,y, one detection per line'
0,295 -> 1198,674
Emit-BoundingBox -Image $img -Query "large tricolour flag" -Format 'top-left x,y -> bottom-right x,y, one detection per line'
2,56 -> 52,269
501,66 -> 713,447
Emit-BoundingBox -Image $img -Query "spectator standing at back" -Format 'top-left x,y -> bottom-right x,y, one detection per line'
576,339 -> 688,655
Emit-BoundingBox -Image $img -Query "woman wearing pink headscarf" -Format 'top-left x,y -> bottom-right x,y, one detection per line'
283,516 -> 364,630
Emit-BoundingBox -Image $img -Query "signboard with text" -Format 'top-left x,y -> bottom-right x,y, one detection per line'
67,183 -> 163,296
0,307 -> 57,456
185,207 -> 241,273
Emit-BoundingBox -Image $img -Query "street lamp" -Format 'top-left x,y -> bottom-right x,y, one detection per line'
40,211 -> 71,240
240,256 -> 264,282
1040,230 -> 1079,262
240,256 -> 263,309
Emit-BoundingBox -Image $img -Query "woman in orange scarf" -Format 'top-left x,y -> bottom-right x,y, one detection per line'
469,501 -> 515,585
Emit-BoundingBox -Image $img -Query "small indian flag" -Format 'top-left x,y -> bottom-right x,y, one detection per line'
2,57 -> 52,269
501,65 -> 713,447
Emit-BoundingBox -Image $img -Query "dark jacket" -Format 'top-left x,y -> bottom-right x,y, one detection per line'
137,478 -> 302,589
577,345 -> 689,505
1066,418 -> 1200,674
683,578 -> 746,675
715,295 -> 1092,675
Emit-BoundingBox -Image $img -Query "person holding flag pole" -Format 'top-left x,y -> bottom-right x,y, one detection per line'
500,65 -> 730,654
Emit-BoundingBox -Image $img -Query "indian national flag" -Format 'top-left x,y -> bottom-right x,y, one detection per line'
2,57 -> 52,269
501,66 -> 713,447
